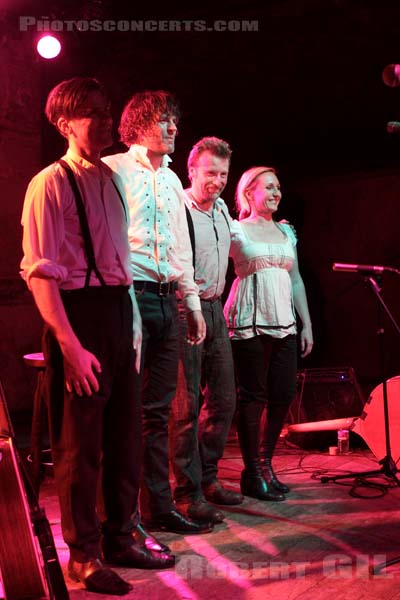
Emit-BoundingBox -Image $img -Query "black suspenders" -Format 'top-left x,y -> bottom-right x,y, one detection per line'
58,159 -> 108,288
185,203 -> 231,270
185,206 -> 196,268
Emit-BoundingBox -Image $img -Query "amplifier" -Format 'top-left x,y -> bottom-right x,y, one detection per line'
287,367 -> 366,449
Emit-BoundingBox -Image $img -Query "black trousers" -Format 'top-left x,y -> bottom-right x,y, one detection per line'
43,286 -> 142,562
232,334 -> 297,470
135,290 -> 180,517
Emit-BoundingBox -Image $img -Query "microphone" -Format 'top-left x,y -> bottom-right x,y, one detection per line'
387,121 -> 400,133
333,263 -> 385,274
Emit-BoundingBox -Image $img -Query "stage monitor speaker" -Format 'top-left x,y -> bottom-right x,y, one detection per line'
286,367 -> 366,449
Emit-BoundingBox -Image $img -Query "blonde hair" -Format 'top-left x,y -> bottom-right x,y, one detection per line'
235,166 -> 276,220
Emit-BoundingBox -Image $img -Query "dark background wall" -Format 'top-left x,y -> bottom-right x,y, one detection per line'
0,5 -> 43,411
2,0 -> 400,412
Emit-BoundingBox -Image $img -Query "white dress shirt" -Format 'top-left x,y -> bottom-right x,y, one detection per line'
103,145 -> 200,312
20,149 -> 132,290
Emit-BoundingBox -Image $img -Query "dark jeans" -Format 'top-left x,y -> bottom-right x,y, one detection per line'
135,290 -> 180,516
43,287 -> 142,562
232,334 -> 297,470
170,298 -> 236,503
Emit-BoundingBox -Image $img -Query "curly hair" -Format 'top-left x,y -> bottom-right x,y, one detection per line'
235,166 -> 277,220
187,136 -> 232,171
45,77 -> 107,126
118,90 -> 181,146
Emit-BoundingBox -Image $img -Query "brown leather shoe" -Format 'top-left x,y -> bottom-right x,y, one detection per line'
179,499 -> 225,524
203,481 -> 244,505
68,558 -> 132,595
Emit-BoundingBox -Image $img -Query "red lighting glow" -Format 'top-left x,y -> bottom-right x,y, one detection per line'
37,35 -> 61,59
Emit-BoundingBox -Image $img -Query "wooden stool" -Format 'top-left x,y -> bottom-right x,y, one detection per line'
23,352 -> 51,495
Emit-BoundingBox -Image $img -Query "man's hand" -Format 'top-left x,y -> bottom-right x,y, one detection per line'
29,278 -> 102,397
63,342 -> 102,397
132,316 -> 142,373
129,285 -> 143,373
186,310 -> 206,345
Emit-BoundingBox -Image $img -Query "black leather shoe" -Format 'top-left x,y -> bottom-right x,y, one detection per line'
102,539 -> 175,569
132,523 -> 171,553
240,471 -> 285,501
203,481 -> 244,505
68,558 -> 132,595
179,499 -> 225,524
261,459 -> 290,494
143,509 -> 213,534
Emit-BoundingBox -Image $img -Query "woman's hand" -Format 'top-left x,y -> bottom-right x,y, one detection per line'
300,326 -> 313,357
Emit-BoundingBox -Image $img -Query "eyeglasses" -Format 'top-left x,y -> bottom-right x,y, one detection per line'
74,105 -> 111,120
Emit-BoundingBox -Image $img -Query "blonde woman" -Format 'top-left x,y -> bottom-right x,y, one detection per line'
224,167 -> 313,501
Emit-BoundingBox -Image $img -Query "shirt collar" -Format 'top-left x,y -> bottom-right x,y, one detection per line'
66,148 -> 113,178
128,144 -> 172,170
184,189 -> 224,214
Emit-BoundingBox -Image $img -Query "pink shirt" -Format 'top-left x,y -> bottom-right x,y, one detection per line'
20,149 -> 132,290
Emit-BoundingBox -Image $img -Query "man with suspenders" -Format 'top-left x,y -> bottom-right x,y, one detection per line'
20,77 -> 173,596
170,137 -> 243,526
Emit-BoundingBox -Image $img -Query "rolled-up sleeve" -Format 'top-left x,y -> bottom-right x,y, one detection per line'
20,167 -> 68,289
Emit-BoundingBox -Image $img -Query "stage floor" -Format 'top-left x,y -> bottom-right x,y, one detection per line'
3,435 -> 400,600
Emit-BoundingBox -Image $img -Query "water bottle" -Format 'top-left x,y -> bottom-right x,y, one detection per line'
337,429 -> 350,454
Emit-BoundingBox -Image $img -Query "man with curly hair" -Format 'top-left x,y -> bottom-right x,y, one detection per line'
103,91 -> 210,535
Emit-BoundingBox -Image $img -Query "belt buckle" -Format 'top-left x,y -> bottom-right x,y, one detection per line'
134,282 -> 145,296
158,281 -> 169,296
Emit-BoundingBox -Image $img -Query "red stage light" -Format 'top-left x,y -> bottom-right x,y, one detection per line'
382,63 -> 400,87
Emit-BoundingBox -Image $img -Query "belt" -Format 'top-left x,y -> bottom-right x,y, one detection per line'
133,280 -> 178,296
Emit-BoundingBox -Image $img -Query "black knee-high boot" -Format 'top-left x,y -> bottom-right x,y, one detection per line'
260,403 -> 290,494
237,401 -> 284,501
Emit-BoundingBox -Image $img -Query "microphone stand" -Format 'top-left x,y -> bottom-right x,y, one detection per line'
320,272 -> 400,574
322,273 -> 400,486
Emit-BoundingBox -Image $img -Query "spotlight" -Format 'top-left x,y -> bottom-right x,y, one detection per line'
382,64 -> 400,87
36,35 -> 61,59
